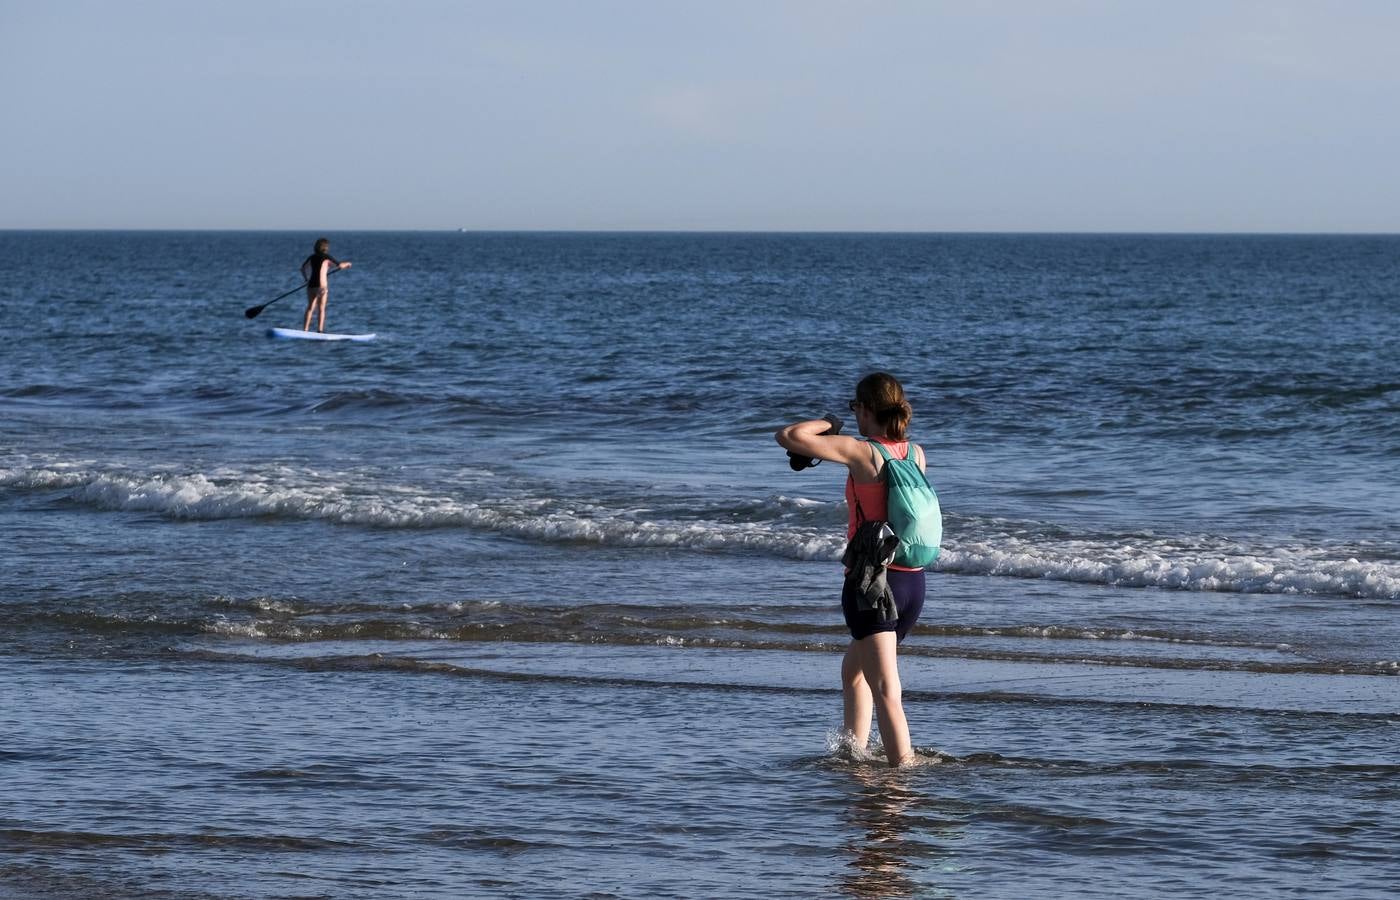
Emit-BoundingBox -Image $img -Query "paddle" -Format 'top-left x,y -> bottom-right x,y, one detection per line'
244,267 -> 343,319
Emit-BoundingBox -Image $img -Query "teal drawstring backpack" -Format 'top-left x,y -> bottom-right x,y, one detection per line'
868,442 -> 942,569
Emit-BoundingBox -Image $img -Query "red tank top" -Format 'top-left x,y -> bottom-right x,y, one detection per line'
846,439 -> 920,572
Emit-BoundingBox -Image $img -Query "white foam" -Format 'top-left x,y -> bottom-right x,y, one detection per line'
7,460 -> 1398,601
936,539 -> 1400,601
2,463 -> 847,559
0,465 -> 95,490
205,620 -> 271,639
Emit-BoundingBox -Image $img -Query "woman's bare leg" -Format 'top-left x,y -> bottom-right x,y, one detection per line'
842,641 -> 873,748
853,631 -> 914,767
303,287 -> 327,332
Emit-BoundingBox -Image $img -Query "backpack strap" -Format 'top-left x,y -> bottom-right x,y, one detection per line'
854,440 -> 920,523
853,442 -> 890,525
873,440 -> 927,475
870,441 -> 912,463
869,441 -> 888,478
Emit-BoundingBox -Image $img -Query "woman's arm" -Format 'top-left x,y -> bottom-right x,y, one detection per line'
775,418 -> 866,466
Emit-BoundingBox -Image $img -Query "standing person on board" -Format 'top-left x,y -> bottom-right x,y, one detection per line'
300,237 -> 351,333
776,373 -> 931,767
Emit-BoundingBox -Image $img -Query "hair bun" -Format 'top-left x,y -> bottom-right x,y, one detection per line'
881,401 -> 910,418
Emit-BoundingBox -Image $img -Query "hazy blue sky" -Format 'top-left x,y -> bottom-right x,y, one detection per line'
3,1 -> 1398,231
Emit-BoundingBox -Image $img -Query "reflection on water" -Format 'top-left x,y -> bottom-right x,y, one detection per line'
839,762 -> 965,899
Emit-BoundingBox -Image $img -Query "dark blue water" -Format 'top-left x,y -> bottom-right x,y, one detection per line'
2,231 -> 1397,898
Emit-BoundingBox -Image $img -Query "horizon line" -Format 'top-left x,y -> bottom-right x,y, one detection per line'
3,227 -> 1399,237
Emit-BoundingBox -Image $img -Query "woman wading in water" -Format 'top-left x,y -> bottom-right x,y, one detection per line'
776,373 -> 929,767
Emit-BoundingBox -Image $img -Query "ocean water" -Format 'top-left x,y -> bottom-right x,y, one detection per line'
1,230 -> 1397,898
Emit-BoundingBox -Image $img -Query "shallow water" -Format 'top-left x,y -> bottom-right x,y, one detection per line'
1,231 -> 1398,897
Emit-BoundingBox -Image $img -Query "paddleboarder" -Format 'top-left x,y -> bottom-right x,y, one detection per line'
300,238 -> 351,333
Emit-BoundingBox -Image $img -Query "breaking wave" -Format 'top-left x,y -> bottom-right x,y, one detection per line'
4,462 -> 1398,601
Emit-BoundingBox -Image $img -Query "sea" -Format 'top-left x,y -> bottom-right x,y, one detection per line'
1,231 -> 1397,899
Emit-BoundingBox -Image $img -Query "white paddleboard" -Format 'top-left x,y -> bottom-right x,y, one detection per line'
267,327 -> 376,342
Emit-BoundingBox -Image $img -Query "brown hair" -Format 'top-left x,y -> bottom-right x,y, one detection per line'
314,238 -> 330,254
855,372 -> 912,440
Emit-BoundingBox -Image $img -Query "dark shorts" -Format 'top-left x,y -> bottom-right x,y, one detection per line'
841,569 -> 926,643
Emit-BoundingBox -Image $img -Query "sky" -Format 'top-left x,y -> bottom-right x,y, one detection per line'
2,0 -> 1398,232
